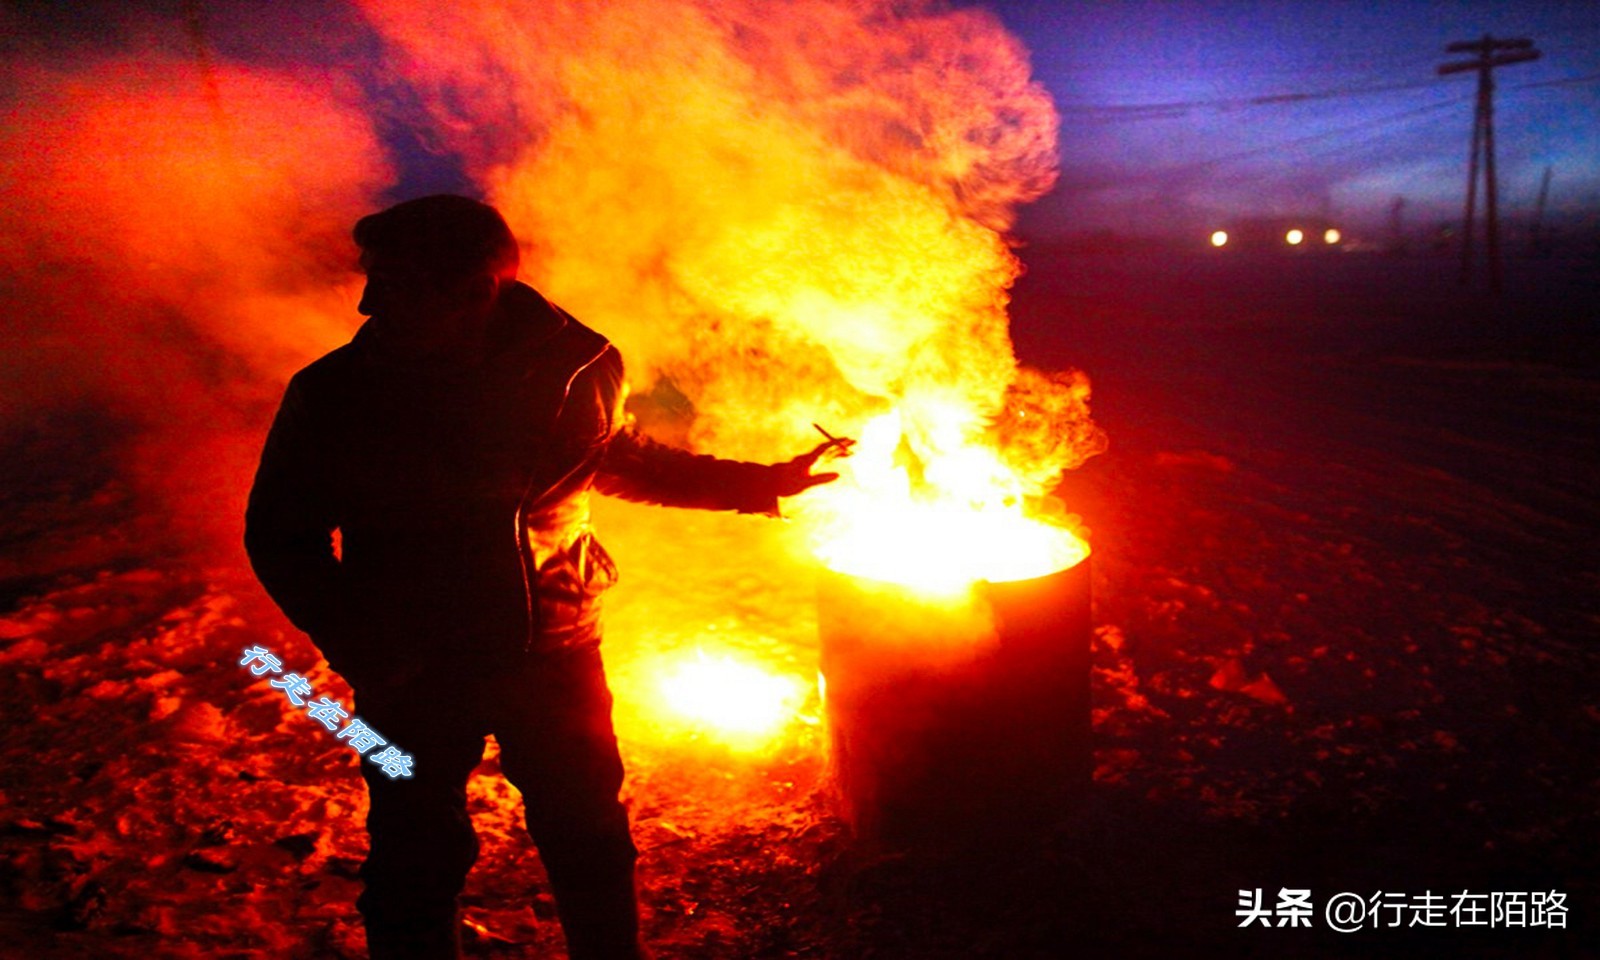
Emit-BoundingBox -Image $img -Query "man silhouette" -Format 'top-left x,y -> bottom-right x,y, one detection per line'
244,195 -> 842,959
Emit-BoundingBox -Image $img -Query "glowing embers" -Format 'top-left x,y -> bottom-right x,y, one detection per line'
643,647 -> 809,752
806,408 -> 1089,595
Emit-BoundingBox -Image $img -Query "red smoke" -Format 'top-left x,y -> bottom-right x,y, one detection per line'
1,52 -> 390,555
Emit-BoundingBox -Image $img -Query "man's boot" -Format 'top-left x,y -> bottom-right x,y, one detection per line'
551,869 -> 649,960
363,904 -> 464,960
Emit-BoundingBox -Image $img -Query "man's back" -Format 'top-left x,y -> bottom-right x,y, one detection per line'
247,281 -> 620,680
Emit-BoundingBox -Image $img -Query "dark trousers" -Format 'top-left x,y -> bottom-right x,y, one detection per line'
353,644 -> 642,960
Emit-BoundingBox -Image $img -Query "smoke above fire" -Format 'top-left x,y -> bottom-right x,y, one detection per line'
360,0 -> 1103,495
3,0 -> 1103,575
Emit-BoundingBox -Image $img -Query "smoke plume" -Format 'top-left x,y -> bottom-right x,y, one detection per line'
358,0 -> 1095,485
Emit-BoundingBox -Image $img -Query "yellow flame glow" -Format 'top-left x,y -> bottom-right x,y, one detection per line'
1210,230 -> 1228,247
655,648 -> 807,747
1285,228 -> 1304,245
804,409 -> 1088,594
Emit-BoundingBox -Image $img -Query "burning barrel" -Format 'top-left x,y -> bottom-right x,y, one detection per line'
817,548 -> 1091,844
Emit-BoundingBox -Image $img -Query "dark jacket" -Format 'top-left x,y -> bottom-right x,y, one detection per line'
244,282 -> 783,683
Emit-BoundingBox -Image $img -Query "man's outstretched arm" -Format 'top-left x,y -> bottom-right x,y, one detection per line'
594,427 -> 841,516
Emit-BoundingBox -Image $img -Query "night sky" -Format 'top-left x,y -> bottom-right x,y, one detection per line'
987,0 -> 1600,240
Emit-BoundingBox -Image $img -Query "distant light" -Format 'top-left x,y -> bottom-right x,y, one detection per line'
1285,229 -> 1304,245
1209,230 -> 1228,247
1324,228 -> 1341,245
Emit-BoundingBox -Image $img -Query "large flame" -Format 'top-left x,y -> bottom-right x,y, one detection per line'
807,409 -> 1089,595
806,365 -> 1103,592
358,0 -> 1104,748
360,0 -> 1106,605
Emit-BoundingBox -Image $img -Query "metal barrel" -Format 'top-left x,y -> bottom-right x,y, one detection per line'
817,557 -> 1092,844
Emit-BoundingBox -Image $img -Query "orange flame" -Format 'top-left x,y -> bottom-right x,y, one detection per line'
651,648 -> 809,749
806,410 -> 1089,594
361,0 -> 1105,595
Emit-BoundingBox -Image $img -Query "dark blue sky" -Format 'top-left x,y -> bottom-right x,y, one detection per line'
986,1 -> 1600,240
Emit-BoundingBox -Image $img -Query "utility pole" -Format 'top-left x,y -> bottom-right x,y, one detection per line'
182,0 -> 226,126
1530,165 -> 1553,257
1439,35 -> 1540,296
1388,195 -> 1407,255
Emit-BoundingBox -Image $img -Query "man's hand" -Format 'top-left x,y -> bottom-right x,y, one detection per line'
771,438 -> 852,498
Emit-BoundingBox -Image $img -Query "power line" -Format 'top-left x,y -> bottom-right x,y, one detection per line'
1117,95 -> 1472,186
1042,49 -> 1443,82
1060,77 -> 1450,119
1058,71 -> 1599,123
1197,73 -> 1586,193
1509,71 -> 1600,90
1211,107 -> 1464,181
